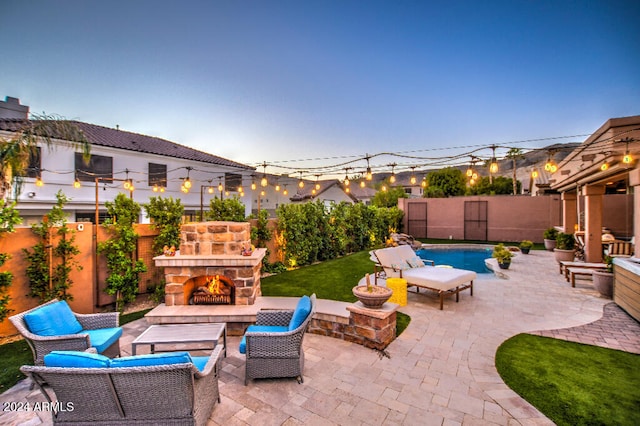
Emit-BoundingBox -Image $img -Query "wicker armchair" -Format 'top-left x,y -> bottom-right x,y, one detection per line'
21,345 -> 223,425
242,294 -> 316,385
9,299 -> 121,366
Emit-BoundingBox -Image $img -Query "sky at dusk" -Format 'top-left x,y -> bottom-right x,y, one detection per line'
2,0 -> 639,178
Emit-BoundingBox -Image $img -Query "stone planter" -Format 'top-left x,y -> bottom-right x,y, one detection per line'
553,248 -> 575,263
352,286 -> 393,309
592,270 -> 613,298
544,239 -> 557,251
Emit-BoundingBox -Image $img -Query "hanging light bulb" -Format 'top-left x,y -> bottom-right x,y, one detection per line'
183,177 -> 191,190
283,186 -> 289,195
409,166 -> 416,185
123,179 -> 131,190
489,145 -> 498,174
345,186 -> 350,193
365,155 -> 373,180
298,179 -> 304,188
549,164 -> 558,173
251,180 -> 257,191
208,186 -> 214,194
472,172 -> 478,180
381,184 -> 387,192
35,176 -> 44,187
128,181 -> 135,192
466,167 -> 473,178
600,162 -> 609,171
344,176 -> 350,186
360,180 -> 365,188
623,151 -> 632,164
311,188 -> 316,195
73,178 -> 81,189
181,184 -> 188,193
389,163 -> 396,183
237,184 -> 243,193
153,184 -> 159,192
275,182 -> 281,191
531,169 -> 539,179
261,175 -> 268,187
260,190 -> 266,196
218,181 -> 224,193
421,176 -> 427,188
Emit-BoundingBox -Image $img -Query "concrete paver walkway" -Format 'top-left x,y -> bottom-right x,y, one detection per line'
1,250 -> 639,425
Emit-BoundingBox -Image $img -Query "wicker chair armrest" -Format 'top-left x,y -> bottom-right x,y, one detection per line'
256,309 -> 294,326
75,311 -> 120,329
193,345 -> 223,379
245,329 -> 304,358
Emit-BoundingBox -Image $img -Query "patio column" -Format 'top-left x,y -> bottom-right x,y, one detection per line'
628,168 -> 640,246
583,184 -> 606,263
561,192 -> 578,233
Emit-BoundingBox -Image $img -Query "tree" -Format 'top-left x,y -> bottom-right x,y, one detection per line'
423,168 -> 466,198
505,148 -> 524,195
98,193 -> 147,312
143,196 -> 184,255
23,191 -> 82,302
0,200 -> 21,321
206,197 -> 246,221
467,176 -> 520,195
0,114 -> 90,199
371,180 -> 408,208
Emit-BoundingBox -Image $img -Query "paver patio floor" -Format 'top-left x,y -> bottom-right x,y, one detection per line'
2,250 -> 638,425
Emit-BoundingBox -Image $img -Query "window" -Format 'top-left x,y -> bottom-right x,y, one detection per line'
225,173 -> 242,192
22,147 -> 41,178
75,153 -> 113,182
148,163 -> 167,187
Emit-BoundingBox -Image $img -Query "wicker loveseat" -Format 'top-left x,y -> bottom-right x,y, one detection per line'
240,294 -> 316,385
9,299 -> 122,365
21,346 -> 223,425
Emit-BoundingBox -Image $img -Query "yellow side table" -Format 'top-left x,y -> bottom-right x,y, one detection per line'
386,277 -> 407,306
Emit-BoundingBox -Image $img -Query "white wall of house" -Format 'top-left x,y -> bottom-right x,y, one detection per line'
1,133 -> 256,224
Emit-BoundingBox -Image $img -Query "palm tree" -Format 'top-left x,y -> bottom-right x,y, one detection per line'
505,148 -> 524,195
0,114 -> 90,199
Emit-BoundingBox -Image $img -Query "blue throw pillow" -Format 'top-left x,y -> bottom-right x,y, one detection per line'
24,301 -> 83,336
44,351 -> 111,368
110,351 -> 192,368
288,295 -> 311,331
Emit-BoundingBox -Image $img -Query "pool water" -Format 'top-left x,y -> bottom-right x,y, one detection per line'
416,247 -> 492,274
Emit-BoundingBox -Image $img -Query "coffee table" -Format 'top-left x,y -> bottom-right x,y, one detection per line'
131,323 -> 227,357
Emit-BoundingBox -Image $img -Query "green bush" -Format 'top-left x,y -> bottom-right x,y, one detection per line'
543,227 -> 558,240
276,201 -> 403,268
556,232 -> 575,250
206,197 -> 246,222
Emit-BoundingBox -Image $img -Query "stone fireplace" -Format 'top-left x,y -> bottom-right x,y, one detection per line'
153,221 -> 266,306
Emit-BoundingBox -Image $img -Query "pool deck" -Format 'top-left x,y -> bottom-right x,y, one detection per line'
2,249 -> 639,425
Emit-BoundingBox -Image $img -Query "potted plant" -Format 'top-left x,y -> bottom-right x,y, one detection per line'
543,228 -> 558,251
554,232 -> 576,263
592,256 -> 614,298
492,244 -> 513,269
519,240 -> 533,254
352,273 -> 392,309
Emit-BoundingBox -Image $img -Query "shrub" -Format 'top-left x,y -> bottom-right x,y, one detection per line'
556,232 -> 575,250
543,227 -> 558,240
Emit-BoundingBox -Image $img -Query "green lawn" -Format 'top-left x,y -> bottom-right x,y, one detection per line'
496,333 -> 640,426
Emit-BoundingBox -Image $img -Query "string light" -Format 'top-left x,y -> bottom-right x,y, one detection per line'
409,166 -> 417,185
600,162 -> 609,171
389,163 -> 396,183
531,169 -> 539,179
489,145 -> 498,174
73,178 -> 81,189
35,176 -> 44,187
207,186 -> 214,194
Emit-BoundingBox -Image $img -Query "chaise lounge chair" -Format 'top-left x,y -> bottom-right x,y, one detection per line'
372,245 -> 476,310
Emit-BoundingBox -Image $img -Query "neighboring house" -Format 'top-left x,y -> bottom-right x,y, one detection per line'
289,179 -> 358,208
0,98 -> 255,224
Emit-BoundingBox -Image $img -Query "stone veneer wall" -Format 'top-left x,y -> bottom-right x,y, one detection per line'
308,304 -> 397,350
179,222 -> 250,255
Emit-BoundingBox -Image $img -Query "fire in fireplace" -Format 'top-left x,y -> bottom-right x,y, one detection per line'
190,275 -> 235,305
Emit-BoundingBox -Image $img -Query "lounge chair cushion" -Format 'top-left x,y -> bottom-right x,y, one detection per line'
85,327 -> 123,354
288,295 -> 312,331
401,266 -> 476,291
23,300 -> 83,336
111,351 -> 192,368
44,351 -> 111,368
239,325 -> 288,354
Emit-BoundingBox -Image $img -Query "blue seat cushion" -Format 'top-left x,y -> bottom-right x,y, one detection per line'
44,351 -> 111,368
288,295 -> 312,331
239,325 -> 288,354
85,327 -> 122,354
24,301 -> 83,336
111,351 -> 192,368
191,356 -> 210,372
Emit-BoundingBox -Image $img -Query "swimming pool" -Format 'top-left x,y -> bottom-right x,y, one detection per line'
416,245 -> 493,274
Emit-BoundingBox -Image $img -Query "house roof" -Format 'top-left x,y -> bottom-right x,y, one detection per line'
0,119 -> 254,170
289,179 -> 359,202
